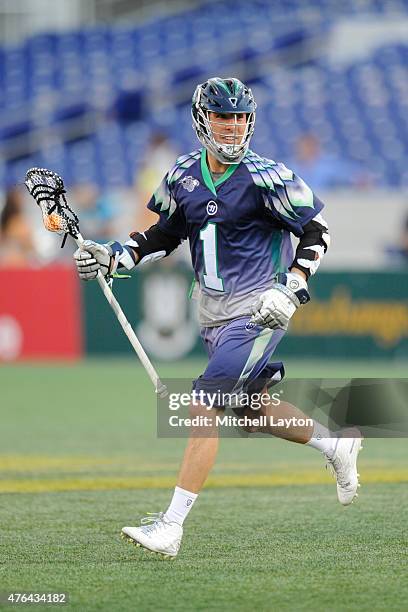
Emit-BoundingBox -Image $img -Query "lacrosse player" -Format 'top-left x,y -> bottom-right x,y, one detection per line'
74,78 -> 362,558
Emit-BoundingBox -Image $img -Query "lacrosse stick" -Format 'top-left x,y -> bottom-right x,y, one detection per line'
25,167 -> 167,397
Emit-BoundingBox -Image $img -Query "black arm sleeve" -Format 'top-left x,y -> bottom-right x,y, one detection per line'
126,223 -> 182,265
290,217 -> 330,279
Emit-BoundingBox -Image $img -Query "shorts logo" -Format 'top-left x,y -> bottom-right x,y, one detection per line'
180,176 -> 199,192
206,200 -> 218,215
245,321 -> 255,331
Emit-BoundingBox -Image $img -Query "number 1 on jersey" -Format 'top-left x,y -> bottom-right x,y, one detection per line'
200,222 -> 224,292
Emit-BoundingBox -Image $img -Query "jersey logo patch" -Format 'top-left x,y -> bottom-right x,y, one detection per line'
206,200 -> 218,215
180,176 -> 199,192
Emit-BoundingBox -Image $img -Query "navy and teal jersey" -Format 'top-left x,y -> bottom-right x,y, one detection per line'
147,148 -> 324,327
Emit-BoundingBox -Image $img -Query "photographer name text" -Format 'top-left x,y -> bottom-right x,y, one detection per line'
168,415 -> 313,428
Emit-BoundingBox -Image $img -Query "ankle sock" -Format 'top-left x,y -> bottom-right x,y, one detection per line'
306,421 -> 337,457
164,486 -> 198,526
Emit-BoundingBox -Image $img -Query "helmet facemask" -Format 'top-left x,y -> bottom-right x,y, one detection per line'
192,80 -> 256,164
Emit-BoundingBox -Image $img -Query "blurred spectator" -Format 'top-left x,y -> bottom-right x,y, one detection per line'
70,183 -> 117,242
289,133 -> 371,191
133,131 -> 179,230
384,211 -> 408,266
0,187 -> 36,266
391,211 -> 408,265
401,213 -> 408,261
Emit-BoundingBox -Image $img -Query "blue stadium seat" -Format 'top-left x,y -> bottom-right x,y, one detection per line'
1,1 -> 408,188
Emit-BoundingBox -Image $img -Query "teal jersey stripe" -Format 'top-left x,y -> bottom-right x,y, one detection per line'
234,328 -> 274,392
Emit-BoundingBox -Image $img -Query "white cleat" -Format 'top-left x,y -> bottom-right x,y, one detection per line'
121,512 -> 183,558
325,430 -> 363,506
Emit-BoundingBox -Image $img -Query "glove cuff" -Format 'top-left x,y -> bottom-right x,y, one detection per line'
276,272 -> 310,306
106,241 -> 137,273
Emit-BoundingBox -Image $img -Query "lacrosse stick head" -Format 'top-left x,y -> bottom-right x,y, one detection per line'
24,168 -> 80,241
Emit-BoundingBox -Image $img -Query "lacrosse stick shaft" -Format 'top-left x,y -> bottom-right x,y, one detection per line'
76,233 -> 167,396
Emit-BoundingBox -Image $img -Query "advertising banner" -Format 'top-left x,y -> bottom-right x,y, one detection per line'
286,272 -> 408,359
82,264 -> 201,359
83,268 -> 408,360
0,266 -> 82,361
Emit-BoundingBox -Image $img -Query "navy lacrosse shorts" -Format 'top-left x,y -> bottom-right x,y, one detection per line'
192,316 -> 285,410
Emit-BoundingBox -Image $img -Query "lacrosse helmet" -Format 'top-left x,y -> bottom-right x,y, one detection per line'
191,77 -> 256,164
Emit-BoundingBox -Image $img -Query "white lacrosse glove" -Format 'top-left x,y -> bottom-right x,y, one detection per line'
74,240 -> 136,281
250,272 -> 310,330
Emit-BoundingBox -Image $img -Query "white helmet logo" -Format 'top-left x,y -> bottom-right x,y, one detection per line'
229,97 -> 238,108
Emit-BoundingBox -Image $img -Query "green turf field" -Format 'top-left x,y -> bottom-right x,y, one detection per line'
1,360 -> 407,611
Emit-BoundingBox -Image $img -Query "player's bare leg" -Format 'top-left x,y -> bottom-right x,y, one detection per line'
177,404 -> 220,492
240,387 -> 362,505
122,402 -> 219,557
254,394 -> 313,442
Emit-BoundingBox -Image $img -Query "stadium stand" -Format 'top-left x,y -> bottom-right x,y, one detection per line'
0,0 -> 408,188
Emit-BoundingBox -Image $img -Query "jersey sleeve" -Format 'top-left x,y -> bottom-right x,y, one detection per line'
261,163 -> 324,236
147,174 -> 187,240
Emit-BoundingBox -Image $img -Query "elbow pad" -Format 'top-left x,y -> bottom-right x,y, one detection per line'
291,213 -> 330,279
126,224 -> 182,266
